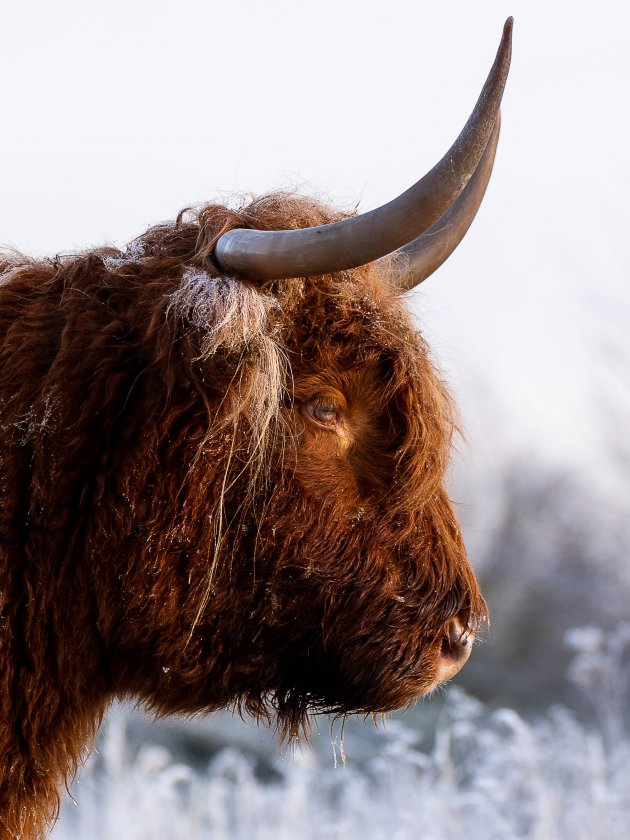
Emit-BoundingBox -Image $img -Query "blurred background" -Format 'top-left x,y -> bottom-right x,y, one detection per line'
1,0 -> 628,836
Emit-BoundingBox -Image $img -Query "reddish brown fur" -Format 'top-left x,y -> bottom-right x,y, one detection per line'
0,193 -> 486,839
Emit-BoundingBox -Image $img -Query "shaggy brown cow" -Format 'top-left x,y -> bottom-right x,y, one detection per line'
0,20 -> 511,840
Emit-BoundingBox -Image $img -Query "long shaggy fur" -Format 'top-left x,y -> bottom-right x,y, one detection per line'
0,193 -> 486,839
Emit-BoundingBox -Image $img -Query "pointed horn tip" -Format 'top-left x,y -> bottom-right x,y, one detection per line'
494,17 -> 513,79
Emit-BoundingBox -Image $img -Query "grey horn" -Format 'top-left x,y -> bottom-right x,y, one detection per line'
214,18 -> 512,282
391,114 -> 501,292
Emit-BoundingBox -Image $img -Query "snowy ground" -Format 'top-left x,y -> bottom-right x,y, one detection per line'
53,625 -> 630,840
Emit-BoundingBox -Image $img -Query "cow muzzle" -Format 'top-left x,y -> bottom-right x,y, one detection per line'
435,616 -> 475,684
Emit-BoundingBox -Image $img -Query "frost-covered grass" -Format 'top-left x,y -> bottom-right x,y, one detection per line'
53,626 -> 630,840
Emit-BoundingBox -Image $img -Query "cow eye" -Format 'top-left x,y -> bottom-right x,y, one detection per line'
314,402 -> 337,423
302,397 -> 341,428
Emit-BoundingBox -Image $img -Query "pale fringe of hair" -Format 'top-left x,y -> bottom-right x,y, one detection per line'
166,269 -> 290,636
0,260 -> 33,288
168,268 -> 278,360
166,269 -> 286,458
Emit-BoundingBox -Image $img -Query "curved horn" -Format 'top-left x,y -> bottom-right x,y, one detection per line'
215,18 -> 513,282
391,113 -> 501,292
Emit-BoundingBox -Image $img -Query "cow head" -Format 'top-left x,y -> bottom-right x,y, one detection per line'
105,20 -> 511,736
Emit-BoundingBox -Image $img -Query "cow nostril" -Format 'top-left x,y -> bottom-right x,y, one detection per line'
440,632 -> 468,662
435,617 -> 475,683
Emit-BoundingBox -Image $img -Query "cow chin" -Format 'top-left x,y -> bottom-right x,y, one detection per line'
131,580 -> 480,740
232,573 -> 482,736
247,619 -> 471,738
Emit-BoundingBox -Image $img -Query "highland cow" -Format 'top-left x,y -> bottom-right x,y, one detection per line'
0,20 -> 511,840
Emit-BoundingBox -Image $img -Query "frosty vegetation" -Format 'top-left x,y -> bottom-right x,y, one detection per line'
53,624 -> 630,840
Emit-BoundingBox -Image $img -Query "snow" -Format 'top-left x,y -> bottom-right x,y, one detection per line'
53,626 -> 630,840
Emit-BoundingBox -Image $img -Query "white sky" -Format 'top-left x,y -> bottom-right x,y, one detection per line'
1,0 -> 628,476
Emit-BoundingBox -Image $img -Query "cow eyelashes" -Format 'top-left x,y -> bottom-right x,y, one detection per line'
302,397 -> 342,429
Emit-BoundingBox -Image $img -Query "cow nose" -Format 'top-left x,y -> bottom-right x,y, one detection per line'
435,616 -> 474,684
